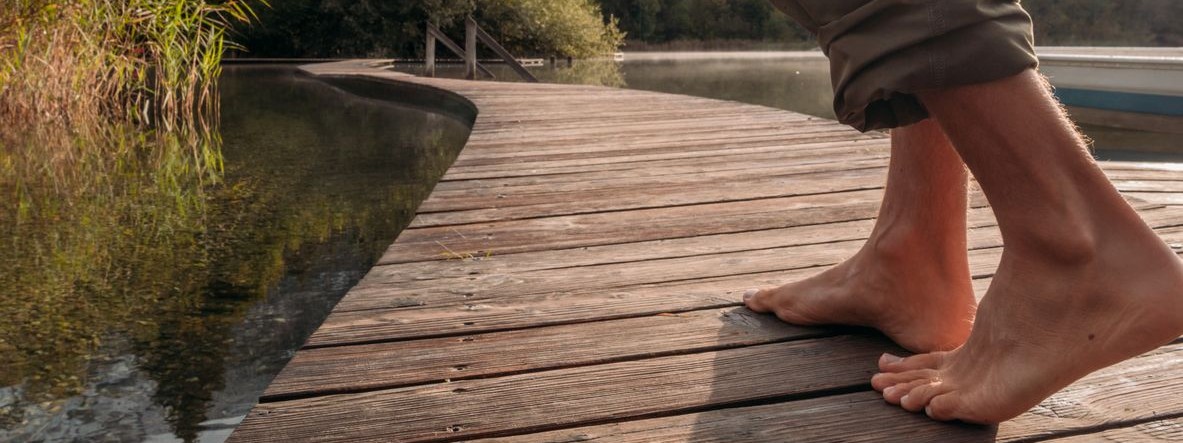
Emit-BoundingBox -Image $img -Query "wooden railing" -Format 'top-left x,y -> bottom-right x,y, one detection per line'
424,16 -> 539,83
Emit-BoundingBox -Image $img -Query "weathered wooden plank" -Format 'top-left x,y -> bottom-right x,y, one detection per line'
472,392 -> 992,443
1097,161 -> 1183,173
1114,180 -> 1183,193
365,209 -> 1169,287
1125,192 -> 1183,206
306,275 -> 745,346
442,134 -> 883,179
418,159 -> 889,213
997,344 -> 1183,440
348,219 -> 1183,312
1104,168 -> 1183,182
468,344 -> 1183,443
230,335 -> 900,443
456,117 -> 817,148
378,218 -> 869,284
438,138 -> 889,181
463,107 -> 790,133
311,228 -> 1183,347
431,144 -> 890,191
432,155 -> 1172,197
1045,416 -> 1183,441
385,189 -> 888,264
450,124 -> 861,164
354,238 -> 873,311
372,207 -> 1181,283
460,119 -> 867,149
262,307 -> 829,400
467,105 -> 804,128
439,144 -> 887,190
410,168 -> 888,227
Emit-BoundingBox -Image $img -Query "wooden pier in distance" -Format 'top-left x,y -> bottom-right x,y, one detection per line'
229,60 -> 1183,442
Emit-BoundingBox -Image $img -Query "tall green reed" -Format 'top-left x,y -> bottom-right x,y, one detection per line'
1,0 -> 262,129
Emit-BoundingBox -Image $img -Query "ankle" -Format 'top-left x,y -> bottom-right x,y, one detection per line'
868,222 -> 966,261
1006,224 -> 1098,267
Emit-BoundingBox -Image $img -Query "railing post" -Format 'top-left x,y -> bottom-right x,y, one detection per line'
425,23 -> 436,77
465,16 -> 477,80
468,16 -> 539,83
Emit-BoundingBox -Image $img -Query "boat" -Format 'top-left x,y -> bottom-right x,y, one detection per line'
1039,47 -> 1183,134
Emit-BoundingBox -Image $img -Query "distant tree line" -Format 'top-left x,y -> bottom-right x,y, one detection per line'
231,0 -> 1180,58
1024,0 -> 1181,46
600,0 -> 1182,47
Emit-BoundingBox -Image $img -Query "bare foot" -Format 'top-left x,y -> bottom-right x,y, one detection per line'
743,229 -> 977,353
872,232 -> 1183,424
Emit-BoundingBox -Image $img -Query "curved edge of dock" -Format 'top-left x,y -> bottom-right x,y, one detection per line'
227,59 -> 1183,443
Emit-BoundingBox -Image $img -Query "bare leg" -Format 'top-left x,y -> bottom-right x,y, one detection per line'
744,118 -> 977,353
872,69 -> 1183,424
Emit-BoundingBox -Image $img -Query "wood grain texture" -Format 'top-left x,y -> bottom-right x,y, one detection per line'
438,137 -> 888,182
305,235 -> 1183,348
232,336 -> 901,443
1046,416 -> 1183,441
263,307 -> 830,400
410,168 -> 890,227
468,344 -> 1183,443
383,189 -> 887,264
365,206 -> 1181,286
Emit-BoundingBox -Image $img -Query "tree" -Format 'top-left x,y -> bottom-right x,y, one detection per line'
599,0 -> 811,46
234,0 -> 623,58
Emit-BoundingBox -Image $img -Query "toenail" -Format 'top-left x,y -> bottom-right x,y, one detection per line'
925,406 -> 933,417
742,289 -> 758,302
883,386 -> 897,397
881,353 -> 903,364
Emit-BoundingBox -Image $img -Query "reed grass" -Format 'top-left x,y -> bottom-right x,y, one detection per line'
0,0 -> 263,131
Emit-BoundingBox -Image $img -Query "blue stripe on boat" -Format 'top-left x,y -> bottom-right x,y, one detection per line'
1053,88 -> 1183,116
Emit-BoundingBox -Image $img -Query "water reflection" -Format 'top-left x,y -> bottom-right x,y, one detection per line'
0,66 -> 470,441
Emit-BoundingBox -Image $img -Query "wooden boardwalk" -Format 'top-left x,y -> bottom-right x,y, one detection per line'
229,60 -> 1183,442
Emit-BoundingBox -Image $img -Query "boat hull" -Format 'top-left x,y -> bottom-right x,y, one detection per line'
1040,50 -> 1183,133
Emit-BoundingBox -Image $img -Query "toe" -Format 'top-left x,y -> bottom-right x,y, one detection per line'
742,288 -> 769,312
879,351 -> 945,373
900,382 -> 946,413
924,393 -> 962,422
871,369 -> 938,391
882,379 -> 933,405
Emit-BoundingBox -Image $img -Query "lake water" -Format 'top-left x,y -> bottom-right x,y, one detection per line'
399,51 -> 1180,160
0,66 -> 470,442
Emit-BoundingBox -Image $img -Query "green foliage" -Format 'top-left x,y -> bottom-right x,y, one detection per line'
599,0 -> 810,46
0,0 -> 263,130
233,0 -> 623,58
481,0 -> 624,58
599,0 -> 1181,48
1023,0 -> 1183,46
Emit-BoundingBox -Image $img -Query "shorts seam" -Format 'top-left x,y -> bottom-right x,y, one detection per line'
927,0 -> 948,89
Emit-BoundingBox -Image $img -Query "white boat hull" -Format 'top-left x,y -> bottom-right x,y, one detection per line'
1038,48 -> 1183,133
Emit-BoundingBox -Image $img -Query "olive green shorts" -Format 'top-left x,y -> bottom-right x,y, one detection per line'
769,0 -> 1039,131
